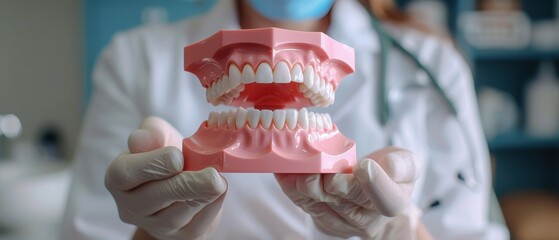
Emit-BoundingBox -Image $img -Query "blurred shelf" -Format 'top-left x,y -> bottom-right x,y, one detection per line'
467,47 -> 559,60
489,131 -> 559,151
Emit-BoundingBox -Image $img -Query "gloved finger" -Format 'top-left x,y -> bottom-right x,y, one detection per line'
323,175 -> 395,236
327,200 -> 391,237
274,174 -> 304,200
354,158 -> 411,217
105,146 -> 183,191
141,191 -> 226,238
173,193 -> 227,239
295,174 -> 338,202
326,198 -> 365,224
274,174 -> 311,206
275,174 -> 336,203
275,174 -> 366,238
365,148 -> 421,183
305,201 -> 363,239
128,116 -> 184,154
120,167 -> 227,216
323,174 -> 375,209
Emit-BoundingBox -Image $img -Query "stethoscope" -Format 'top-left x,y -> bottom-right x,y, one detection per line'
367,12 -> 481,191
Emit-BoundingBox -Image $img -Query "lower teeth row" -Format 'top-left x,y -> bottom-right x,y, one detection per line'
207,107 -> 333,131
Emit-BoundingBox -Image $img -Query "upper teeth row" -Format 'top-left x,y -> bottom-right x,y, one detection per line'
206,62 -> 335,107
207,107 -> 333,131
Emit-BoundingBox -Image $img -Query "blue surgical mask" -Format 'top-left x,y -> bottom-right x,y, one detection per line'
247,0 -> 335,21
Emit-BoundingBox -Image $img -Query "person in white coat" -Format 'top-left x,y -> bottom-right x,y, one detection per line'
60,0 -> 510,239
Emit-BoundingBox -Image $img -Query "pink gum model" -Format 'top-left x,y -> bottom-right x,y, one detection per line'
183,28 -> 356,173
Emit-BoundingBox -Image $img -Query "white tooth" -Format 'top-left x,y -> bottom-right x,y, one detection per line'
324,114 -> 333,130
309,112 -> 316,129
235,84 -> 245,92
236,107 -> 248,129
223,96 -> 233,105
218,112 -> 228,128
221,76 -> 232,93
318,76 -> 325,91
213,77 -> 222,103
298,83 -> 308,93
229,64 -> 242,89
303,66 -> 314,89
312,98 -> 322,107
247,108 -> 260,128
206,88 -> 211,103
322,96 -> 329,106
273,61 -> 291,83
321,98 -> 328,107
231,90 -> 241,98
221,97 -> 229,104
311,73 -> 320,93
260,110 -> 273,129
208,83 -> 215,100
316,114 -> 324,130
320,81 -> 327,98
286,109 -> 298,130
219,76 -> 229,95
298,108 -> 309,130
273,110 -> 286,130
326,84 -> 333,100
208,112 -> 218,127
303,90 -> 314,99
256,63 -> 273,83
311,93 -> 321,102
224,76 -> 232,94
291,64 -> 304,83
241,65 -> 255,84
317,84 -> 324,98
227,110 -> 236,129
211,82 -> 219,101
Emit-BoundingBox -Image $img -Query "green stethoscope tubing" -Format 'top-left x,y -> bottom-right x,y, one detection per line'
368,14 -> 458,126
367,13 -> 480,190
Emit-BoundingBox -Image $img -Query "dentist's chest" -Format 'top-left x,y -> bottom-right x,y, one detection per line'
323,49 -> 431,160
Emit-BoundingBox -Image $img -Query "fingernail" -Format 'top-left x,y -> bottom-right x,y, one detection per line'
205,167 -> 227,194
128,129 -> 153,152
170,149 -> 184,172
356,158 -> 375,180
385,152 -> 412,182
359,158 -> 373,169
130,129 -> 151,143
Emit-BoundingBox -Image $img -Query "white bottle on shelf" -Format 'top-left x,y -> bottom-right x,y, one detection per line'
525,61 -> 559,137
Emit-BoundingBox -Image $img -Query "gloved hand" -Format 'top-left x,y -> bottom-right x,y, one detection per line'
104,117 -> 227,240
275,147 -> 423,239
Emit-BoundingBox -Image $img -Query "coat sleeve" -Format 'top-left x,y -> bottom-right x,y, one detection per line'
418,42 -> 510,240
59,32 -> 145,239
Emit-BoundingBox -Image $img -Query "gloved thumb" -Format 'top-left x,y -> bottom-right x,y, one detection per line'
128,116 -> 184,153
105,146 -> 184,191
156,167 -> 227,202
365,148 -> 421,183
354,158 -> 410,217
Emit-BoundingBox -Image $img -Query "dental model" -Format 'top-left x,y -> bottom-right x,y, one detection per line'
183,28 -> 356,173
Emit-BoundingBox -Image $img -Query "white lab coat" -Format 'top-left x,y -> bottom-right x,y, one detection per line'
60,0 -> 509,239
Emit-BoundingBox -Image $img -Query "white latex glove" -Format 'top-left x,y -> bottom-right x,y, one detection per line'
105,117 -> 227,240
275,147 -> 423,239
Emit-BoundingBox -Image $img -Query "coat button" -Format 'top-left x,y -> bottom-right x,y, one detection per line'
429,200 -> 441,209
457,172 -> 465,182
